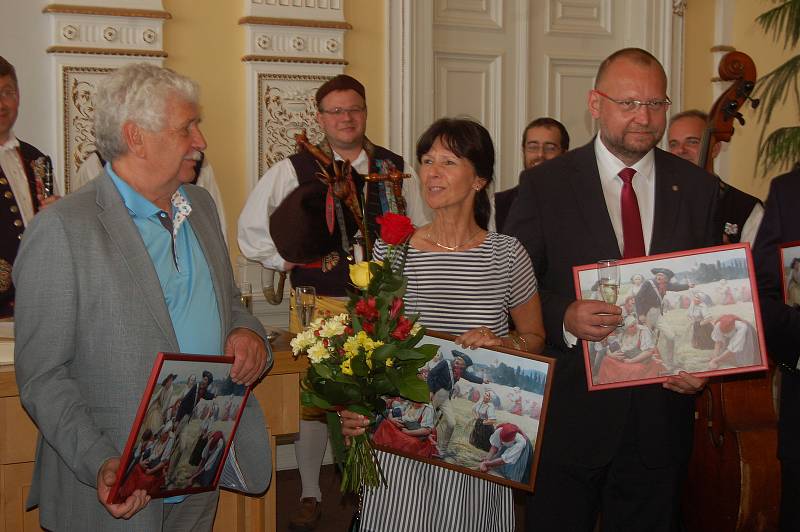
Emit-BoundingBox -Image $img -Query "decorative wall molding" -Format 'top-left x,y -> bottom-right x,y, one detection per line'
61,66 -> 113,193
256,73 -> 330,178
47,46 -> 167,57
43,2 -> 168,194
434,0 -> 503,30
672,0 -> 687,17
241,1 -> 349,191
43,4 -> 171,19
238,16 -> 351,29
547,0 -> 612,37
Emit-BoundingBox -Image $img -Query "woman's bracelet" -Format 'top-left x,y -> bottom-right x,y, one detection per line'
506,333 -> 522,350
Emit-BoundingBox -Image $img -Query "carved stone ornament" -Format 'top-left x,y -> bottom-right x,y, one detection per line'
62,25 -> 79,40
673,0 -> 687,17
103,27 -> 118,42
291,36 -> 306,51
62,66 -> 114,193
142,29 -> 157,44
325,38 -> 339,53
257,73 -> 330,177
256,34 -> 272,50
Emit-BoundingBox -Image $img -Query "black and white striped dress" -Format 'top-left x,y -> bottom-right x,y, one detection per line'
361,232 -> 537,532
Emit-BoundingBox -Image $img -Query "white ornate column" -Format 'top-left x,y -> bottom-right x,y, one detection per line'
240,0 -> 351,189
42,2 -> 170,193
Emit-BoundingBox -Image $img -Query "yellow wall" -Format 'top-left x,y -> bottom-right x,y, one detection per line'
683,0 -> 799,200
161,0 -> 387,260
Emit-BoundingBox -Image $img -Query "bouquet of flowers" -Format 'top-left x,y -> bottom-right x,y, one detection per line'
290,213 -> 436,493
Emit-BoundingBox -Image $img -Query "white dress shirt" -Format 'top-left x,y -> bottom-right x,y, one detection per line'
594,135 -> 656,256
564,137 -> 658,347
237,148 -> 430,271
0,134 -> 35,226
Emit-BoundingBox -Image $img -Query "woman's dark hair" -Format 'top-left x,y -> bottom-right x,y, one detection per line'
416,117 -> 495,229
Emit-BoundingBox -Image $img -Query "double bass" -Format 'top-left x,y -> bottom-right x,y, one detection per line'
683,51 -> 780,531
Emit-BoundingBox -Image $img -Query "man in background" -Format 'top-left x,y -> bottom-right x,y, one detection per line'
494,117 -> 568,232
0,55 -> 60,317
14,63 -> 272,531
667,109 -> 762,244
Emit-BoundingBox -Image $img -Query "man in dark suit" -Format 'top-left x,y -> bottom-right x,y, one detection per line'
494,117 -> 569,232
506,48 -> 718,531
752,167 -> 800,531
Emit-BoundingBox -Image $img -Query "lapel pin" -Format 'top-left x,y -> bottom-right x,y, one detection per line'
672,185 -> 679,192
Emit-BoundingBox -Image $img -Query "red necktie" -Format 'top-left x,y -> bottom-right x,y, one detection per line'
619,167 -> 646,258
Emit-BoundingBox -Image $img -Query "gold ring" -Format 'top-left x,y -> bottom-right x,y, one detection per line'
480,328 -> 488,336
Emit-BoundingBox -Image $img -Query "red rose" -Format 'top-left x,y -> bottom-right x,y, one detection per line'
391,316 -> 413,340
355,297 -> 379,321
376,213 -> 414,245
389,297 -> 404,320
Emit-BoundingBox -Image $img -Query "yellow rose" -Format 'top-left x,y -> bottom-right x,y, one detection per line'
341,358 -> 353,375
349,260 -> 382,289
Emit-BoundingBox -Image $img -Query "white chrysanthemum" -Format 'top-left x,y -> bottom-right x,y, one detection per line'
290,329 -> 316,354
307,342 -> 331,363
309,317 -> 325,330
319,319 -> 346,338
331,313 -> 350,325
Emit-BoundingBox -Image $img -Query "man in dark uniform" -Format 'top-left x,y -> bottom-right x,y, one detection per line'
667,109 -> 762,244
0,56 -> 59,317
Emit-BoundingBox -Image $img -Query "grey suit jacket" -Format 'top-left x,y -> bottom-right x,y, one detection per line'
13,172 -> 272,531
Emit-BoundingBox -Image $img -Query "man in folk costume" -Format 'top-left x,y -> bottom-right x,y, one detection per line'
634,267 -> 691,368
0,55 -> 60,317
237,74 -> 428,531
667,109 -> 763,244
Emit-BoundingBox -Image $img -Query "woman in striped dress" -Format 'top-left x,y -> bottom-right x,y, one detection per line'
342,117 -> 545,532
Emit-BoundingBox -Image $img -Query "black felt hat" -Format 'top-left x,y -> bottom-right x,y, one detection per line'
451,350 -> 474,367
650,267 -> 675,279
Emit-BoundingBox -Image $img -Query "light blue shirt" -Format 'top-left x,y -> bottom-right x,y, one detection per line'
107,164 -> 222,355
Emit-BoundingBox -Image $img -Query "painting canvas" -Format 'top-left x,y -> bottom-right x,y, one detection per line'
371,332 -> 555,492
108,353 -> 250,503
573,244 -> 768,391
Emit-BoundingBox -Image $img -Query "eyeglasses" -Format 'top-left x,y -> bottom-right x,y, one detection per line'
594,90 -> 671,112
319,106 -> 366,117
524,143 -> 561,155
0,88 -> 18,102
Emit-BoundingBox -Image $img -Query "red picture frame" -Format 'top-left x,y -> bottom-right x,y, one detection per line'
370,331 -> 556,493
572,243 -> 768,391
779,240 -> 800,307
107,353 -> 251,503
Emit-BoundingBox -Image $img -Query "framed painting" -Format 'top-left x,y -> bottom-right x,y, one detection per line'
572,244 -> 768,391
108,353 -> 250,503
371,332 -> 555,492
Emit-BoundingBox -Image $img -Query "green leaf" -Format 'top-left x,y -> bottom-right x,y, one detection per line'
397,376 -> 431,403
757,126 -> 800,177
351,354 -> 370,376
372,343 -> 397,362
301,391 -> 333,410
314,363 -> 333,380
394,347 -> 429,360
325,412 -> 347,465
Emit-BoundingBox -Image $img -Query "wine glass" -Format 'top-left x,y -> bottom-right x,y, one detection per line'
294,286 -> 317,328
596,260 -> 620,305
238,281 -> 253,313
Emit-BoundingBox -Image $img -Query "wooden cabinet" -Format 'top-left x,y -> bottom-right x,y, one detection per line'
0,333 -> 306,532
0,369 -> 40,532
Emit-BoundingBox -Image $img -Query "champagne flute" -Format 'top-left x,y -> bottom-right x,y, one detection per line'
596,260 -> 620,305
295,286 -> 317,328
238,281 -> 253,313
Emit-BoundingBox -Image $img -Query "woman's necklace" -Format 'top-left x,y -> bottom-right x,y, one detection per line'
425,228 -> 483,251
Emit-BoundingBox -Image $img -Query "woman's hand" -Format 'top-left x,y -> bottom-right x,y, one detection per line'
339,409 -> 370,445
455,327 -> 503,349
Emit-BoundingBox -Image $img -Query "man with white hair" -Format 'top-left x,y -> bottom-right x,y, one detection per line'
14,63 -> 272,531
